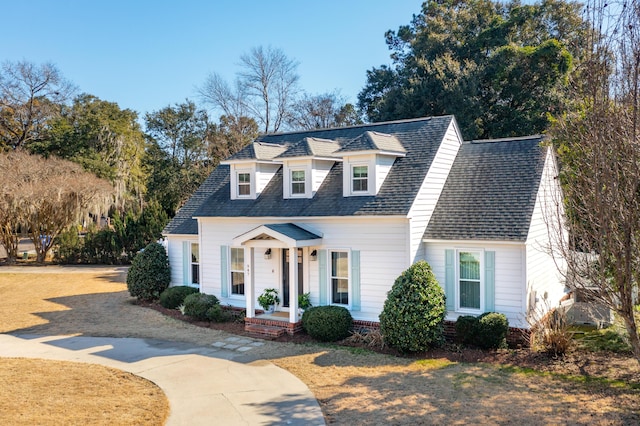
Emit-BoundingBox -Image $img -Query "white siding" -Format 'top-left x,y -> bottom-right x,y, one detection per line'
197,216 -> 409,322
256,163 -> 280,196
407,121 -> 462,263
525,148 -> 566,320
165,235 -> 198,287
311,159 -> 334,195
425,241 -> 528,328
374,155 -> 396,193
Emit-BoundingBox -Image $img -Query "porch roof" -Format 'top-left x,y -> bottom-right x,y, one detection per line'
232,223 -> 322,247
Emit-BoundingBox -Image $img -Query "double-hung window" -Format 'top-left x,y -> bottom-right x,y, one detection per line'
237,172 -> 251,197
230,247 -> 245,295
352,165 -> 368,192
291,170 -> 305,195
191,243 -> 200,285
330,251 -> 349,305
458,251 -> 481,310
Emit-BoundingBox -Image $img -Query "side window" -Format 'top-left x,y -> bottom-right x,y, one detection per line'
237,172 -> 251,197
191,243 -> 199,285
352,165 -> 368,192
291,170 -> 305,195
330,251 -> 349,305
458,251 -> 481,310
230,247 -> 245,295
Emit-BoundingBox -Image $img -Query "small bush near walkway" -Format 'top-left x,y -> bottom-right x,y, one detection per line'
159,286 -> 199,309
126,242 -> 171,302
302,306 -> 353,341
183,293 -> 220,321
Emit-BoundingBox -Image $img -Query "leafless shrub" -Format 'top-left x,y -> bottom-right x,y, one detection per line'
528,301 -> 573,357
346,328 -> 386,350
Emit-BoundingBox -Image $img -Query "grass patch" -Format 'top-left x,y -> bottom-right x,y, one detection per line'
495,363 -> 640,390
573,325 -> 631,353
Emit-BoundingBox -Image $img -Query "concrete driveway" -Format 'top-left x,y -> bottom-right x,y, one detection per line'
0,333 -> 324,425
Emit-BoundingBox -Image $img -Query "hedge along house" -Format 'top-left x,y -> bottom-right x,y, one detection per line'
162,115 -> 566,335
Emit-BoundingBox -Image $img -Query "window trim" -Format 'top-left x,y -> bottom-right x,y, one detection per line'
188,242 -> 200,288
229,247 -> 245,297
236,171 -> 252,198
329,249 -> 350,306
351,164 -> 369,194
290,169 -> 306,197
456,249 -> 484,313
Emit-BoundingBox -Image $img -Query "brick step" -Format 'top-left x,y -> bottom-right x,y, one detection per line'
245,323 -> 286,338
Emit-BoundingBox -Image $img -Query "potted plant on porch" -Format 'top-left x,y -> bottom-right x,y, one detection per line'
297,292 -> 312,319
258,288 -> 280,313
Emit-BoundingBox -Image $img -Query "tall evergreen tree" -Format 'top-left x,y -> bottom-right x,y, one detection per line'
358,0 -> 587,139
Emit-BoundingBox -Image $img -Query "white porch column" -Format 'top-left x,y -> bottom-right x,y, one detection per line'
289,246 -> 299,323
245,246 -> 255,318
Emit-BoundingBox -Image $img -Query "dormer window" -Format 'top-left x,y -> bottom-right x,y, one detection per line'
352,165 -> 369,192
291,170 -> 306,195
237,172 -> 251,197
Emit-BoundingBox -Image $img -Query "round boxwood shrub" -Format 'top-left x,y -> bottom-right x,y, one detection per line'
183,293 -> 220,320
475,312 -> 509,349
159,286 -> 199,309
302,306 -> 353,342
455,315 -> 479,344
455,312 -> 509,349
205,304 -> 229,322
379,260 -> 446,352
126,242 -> 171,302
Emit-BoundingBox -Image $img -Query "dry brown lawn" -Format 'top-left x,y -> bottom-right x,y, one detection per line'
1,358 -> 168,426
0,267 -> 169,425
1,266 -> 640,425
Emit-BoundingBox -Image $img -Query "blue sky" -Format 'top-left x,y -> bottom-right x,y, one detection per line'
3,0 -> 423,119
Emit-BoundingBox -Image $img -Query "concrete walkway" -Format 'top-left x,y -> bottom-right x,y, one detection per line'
0,333 -> 325,425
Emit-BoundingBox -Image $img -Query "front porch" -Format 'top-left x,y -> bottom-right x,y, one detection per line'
232,223 -> 322,329
244,311 -> 303,338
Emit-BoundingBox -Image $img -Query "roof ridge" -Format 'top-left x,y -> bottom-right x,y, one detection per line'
258,115 -> 449,138
467,135 -> 545,144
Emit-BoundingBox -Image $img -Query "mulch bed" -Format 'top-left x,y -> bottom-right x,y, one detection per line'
143,302 -> 640,384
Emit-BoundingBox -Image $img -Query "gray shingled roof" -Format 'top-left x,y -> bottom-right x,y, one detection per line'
226,141 -> 287,161
423,136 -> 547,242
276,137 -> 341,159
162,116 -> 455,234
263,223 -> 322,240
335,131 -> 406,155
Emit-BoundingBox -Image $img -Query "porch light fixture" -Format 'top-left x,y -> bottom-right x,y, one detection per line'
310,249 -> 317,261
264,248 -> 272,260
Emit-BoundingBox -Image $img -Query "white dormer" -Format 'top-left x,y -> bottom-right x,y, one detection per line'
334,131 -> 406,197
276,137 -> 341,199
222,142 -> 286,200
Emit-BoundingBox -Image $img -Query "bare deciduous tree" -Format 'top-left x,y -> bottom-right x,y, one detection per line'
549,0 -> 640,363
288,91 -> 363,130
0,151 -> 113,263
0,61 -> 75,150
199,46 -> 299,134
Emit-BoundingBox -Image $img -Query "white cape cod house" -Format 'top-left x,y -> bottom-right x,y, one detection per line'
162,116 -> 565,334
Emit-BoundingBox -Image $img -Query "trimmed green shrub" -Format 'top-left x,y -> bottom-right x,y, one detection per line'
159,286 -> 199,309
183,293 -> 220,320
302,306 -> 353,342
126,242 -> 171,301
205,305 -> 229,322
455,315 -> 478,344
455,312 -> 509,349
379,260 -> 446,352
476,312 -> 509,349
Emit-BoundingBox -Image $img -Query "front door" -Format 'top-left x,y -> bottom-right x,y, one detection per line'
282,248 -> 303,307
